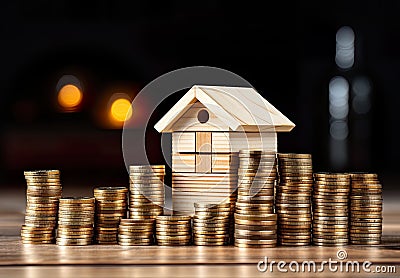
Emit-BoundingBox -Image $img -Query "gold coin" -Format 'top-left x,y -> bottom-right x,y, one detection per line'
234,243 -> 276,248
234,214 -> 277,221
235,238 -> 277,245
235,219 -> 276,226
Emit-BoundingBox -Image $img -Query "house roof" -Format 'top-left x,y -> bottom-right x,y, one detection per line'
154,85 -> 295,132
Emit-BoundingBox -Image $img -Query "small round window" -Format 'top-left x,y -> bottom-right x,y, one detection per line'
197,109 -> 209,123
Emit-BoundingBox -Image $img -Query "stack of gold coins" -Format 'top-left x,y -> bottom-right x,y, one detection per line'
94,187 -> 128,244
56,197 -> 95,246
234,150 -> 277,248
313,173 -> 350,246
129,165 -> 165,219
234,213 -> 277,248
276,153 -> 313,246
350,173 -> 382,245
193,202 -> 231,246
118,219 -> 155,246
22,170 -> 62,244
155,215 -> 191,246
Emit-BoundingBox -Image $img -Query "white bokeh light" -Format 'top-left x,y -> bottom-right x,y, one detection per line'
329,76 -> 349,120
352,76 -> 372,114
335,26 -> 355,69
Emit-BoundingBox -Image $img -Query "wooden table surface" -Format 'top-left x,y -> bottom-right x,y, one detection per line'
0,188 -> 399,277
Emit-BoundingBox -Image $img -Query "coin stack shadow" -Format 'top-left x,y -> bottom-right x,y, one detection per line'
56,197 -> 95,246
276,153 -> 313,246
193,202 -> 231,246
118,219 -> 155,246
22,170 -> 62,244
234,150 -> 277,248
129,165 -> 165,219
94,187 -> 128,244
155,215 -> 191,246
350,173 -> 383,245
313,173 -> 350,246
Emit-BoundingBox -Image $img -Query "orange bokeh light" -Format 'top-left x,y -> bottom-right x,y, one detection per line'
58,84 -> 83,111
109,97 -> 132,123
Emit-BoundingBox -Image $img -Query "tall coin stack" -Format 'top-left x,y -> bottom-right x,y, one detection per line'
234,150 -> 277,248
21,170 -> 62,244
313,173 -> 350,246
118,219 -> 155,246
193,202 -> 231,246
350,173 -> 383,245
276,153 -> 313,246
22,170 -> 62,244
56,197 -> 95,246
94,187 -> 128,244
129,165 -> 165,219
155,216 -> 191,246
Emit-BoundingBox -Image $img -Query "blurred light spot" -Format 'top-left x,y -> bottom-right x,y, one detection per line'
352,76 -> 371,114
329,76 -> 349,119
352,76 -> 371,96
110,96 -> 132,123
329,104 -> 349,119
58,84 -> 83,111
330,120 -> 348,140
335,26 -> 355,69
353,97 -> 371,114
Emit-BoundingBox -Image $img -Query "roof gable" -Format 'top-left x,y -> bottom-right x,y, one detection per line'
154,85 -> 295,133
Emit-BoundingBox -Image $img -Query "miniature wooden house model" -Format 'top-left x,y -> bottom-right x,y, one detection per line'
154,85 -> 295,215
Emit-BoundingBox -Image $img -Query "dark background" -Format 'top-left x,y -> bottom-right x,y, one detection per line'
0,1 -> 398,190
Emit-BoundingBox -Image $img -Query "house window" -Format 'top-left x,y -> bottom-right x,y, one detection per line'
197,109 -> 209,123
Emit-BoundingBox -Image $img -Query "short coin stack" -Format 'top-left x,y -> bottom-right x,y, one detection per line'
234,150 -> 277,248
94,187 -> 128,244
22,170 -> 62,244
193,202 -> 231,246
118,219 -> 155,246
129,165 -> 165,219
313,173 -> 350,246
155,215 -> 191,246
56,197 -> 95,246
276,153 -> 313,246
350,173 -> 383,245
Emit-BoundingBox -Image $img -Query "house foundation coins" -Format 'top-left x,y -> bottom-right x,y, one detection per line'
129,165 -> 165,219
155,215 -> 191,246
94,187 -> 128,244
276,153 -> 313,246
350,173 -> 382,245
313,173 -> 350,246
193,202 -> 231,246
22,170 -> 62,244
234,150 -> 277,248
56,197 -> 95,246
118,219 -> 155,246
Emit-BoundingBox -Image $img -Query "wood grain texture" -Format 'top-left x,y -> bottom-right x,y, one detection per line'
195,154 -> 211,173
169,102 -> 230,132
196,132 -> 212,152
172,153 -> 196,173
1,264 -> 399,278
172,132 -> 195,153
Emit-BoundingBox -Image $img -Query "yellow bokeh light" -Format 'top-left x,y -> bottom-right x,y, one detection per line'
110,98 -> 132,122
58,84 -> 83,110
